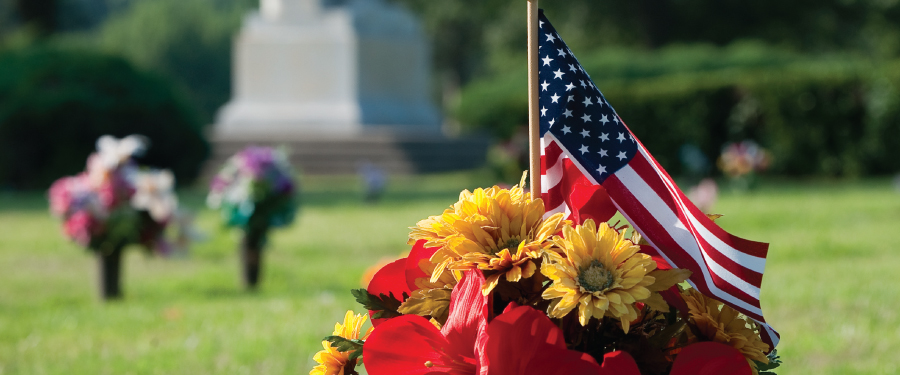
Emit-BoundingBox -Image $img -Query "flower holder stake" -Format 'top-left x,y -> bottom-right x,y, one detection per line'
97,245 -> 124,300
240,230 -> 265,289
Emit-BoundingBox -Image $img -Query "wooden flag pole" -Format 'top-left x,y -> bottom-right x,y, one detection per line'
526,0 -> 541,195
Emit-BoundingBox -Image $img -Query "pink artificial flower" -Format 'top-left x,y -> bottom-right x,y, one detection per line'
49,176 -> 77,217
64,210 -> 99,247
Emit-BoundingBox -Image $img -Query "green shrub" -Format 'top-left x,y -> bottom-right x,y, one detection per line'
457,46 -> 900,177
0,44 -> 209,189
96,0 -> 250,123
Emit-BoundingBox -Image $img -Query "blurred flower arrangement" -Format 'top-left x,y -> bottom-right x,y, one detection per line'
48,135 -> 183,299
49,135 -> 178,254
718,140 -> 771,190
310,174 -> 781,375
207,146 -> 298,288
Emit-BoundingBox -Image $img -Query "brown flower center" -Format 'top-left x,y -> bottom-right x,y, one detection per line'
578,259 -> 615,292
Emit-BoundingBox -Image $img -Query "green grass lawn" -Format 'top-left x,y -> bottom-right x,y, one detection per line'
1,173 -> 899,374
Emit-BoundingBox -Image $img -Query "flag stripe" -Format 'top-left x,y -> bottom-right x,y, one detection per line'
634,141 -> 769,258
624,153 -> 764,303
627,149 -> 766,280
606,166 -> 764,314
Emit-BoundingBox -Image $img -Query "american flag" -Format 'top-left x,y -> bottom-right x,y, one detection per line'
536,11 -> 780,348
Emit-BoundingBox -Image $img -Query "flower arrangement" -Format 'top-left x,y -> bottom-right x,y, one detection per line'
207,146 -> 298,288
718,140 -> 771,190
48,135 -> 180,299
310,175 -> 781,375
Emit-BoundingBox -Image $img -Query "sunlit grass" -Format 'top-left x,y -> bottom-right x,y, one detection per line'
0,174 -> 898,374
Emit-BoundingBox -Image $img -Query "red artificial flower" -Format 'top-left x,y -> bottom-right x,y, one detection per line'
670,341 -> 753,375
364,269 -> 488,375
366,257 -> 413,327
366,240 -> 443,327
364,269 -> 618,375
404,240 -> 440,291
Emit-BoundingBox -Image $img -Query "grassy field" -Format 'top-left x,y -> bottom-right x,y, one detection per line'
1,173 -> 899,374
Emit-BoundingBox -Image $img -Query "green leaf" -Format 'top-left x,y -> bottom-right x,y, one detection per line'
351,289 -> 407,320
755,348 -> 782,374
323,336 -> 366,363
397,288 -> 452,323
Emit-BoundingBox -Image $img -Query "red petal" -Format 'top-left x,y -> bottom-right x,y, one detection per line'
441,270 -> 490,375
670,342 -> 753,375
406,240 -> 440,291
568,172 -> 616,225
485,305 -> 602,375
364,314 -> 476,375
598,351 -> 641,375
367,257 -> 413,327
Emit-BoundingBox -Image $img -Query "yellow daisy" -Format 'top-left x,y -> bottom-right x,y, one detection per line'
310,310 -> 373,375
409,172 -> 568,295
682,288 -> 770,372
541,219 -> 658,333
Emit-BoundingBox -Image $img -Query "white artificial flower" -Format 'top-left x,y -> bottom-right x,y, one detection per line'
95,135 -> 148,170
131,169 -> 177,222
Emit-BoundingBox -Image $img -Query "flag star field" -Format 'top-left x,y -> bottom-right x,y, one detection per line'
537,19 -> 637,185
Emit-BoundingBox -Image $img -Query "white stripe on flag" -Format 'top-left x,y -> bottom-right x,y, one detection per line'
613,165 -> 763,314
545,201 -> 568,218
541,150 -> 566,193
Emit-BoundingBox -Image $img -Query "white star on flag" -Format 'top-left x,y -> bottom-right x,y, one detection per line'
561,125 -> 571,134
617,132 -> 626,142
616,151 -> 627,160
563,109 -> 573,118
599,133 -> 609,141
541,81 -> 550,91
542,56 -> 553,66
580,129 -> 590,137
579,145 -> 589,154
599,149 -> 608,157
550,93 -> 560,103
553,69 -> 565,79
565,83 -> 575,91
582,97 -> 593,106
581,114 -> 591,122
600,115 -> 609,125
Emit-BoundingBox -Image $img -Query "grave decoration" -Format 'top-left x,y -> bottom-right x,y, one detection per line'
309,6 -> 782,375
718,140 -> 772,191
309,175 -> 781,375
207,146 -> 298,289
49,135 -> 179,299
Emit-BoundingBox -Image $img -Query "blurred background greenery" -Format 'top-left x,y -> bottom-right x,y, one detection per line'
1,0 -> 900,188
2,1 -> 900,374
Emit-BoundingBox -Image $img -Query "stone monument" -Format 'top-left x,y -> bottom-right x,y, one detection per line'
211,0 -> 487,175
215,0 -> 441,138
